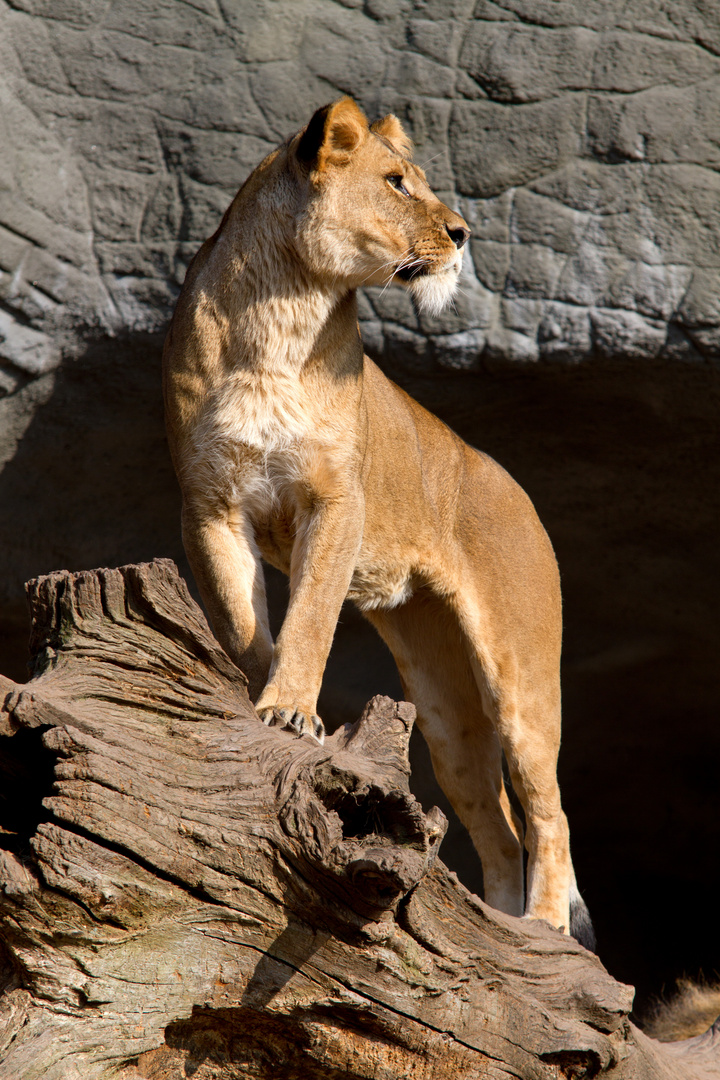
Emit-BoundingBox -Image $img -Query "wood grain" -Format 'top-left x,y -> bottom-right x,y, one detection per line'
0,559 -> 716,1079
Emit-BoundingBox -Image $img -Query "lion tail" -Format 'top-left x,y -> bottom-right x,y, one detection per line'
569,883 -> 596,952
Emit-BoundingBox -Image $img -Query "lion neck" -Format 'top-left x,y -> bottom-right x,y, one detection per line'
214,195 -> 362,379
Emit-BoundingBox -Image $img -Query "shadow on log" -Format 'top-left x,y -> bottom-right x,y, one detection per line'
0,559 -> 717,1079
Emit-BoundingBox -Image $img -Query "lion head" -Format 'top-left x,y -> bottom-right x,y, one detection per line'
287,98 -> 470,316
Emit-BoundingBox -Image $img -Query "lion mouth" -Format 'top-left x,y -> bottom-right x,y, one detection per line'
394,260 -> 429,283
395,252 -> 462,283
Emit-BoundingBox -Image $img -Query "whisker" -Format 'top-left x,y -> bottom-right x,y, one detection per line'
399,258 -> 425,282
378,267 -> 406,299
356,247 -> 415,289
362,250 -> 413,280
418,151 -> 444,169
377,255 -> 422,300
358,266 -> 397,289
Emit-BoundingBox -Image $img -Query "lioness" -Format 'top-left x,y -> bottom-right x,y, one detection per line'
163,97 -> 594,947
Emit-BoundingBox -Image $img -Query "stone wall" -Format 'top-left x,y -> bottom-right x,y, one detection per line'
3,0 -> 720,393
1,0 -> 719,1015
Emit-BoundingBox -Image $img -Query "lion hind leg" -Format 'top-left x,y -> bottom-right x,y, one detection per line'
420,689 -> 526,917
466,642 -> 588,942
367,594 -> 525,918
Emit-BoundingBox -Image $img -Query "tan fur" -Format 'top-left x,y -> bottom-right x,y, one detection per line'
643,979 -> 720,1042
163,98 -> 582,933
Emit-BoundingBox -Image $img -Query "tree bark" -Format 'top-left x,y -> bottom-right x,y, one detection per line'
0,559 -> 717,1079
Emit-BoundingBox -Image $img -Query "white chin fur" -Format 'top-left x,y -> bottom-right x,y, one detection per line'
409,267 -> 459,317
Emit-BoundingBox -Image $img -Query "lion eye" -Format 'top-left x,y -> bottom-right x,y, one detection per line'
387,174 -> 411,197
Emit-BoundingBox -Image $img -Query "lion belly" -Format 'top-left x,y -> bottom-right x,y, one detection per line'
347,555 -> 414,611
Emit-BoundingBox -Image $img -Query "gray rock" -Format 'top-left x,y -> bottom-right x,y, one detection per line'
590,307 -> 667,361
0,312 -> 60,378
449,94 -> 585,198
3,0 -> 720,376
460,22 -> 597,102
433,328 -> 487,369
537,300 -> 592,361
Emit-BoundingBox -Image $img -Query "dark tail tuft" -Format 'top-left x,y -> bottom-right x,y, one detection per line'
569,885 -> 596,952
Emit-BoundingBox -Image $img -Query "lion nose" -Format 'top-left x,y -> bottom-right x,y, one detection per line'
447,223 -> 470,249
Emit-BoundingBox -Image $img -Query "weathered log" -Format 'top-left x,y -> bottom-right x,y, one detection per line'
0,559 -> 717,1079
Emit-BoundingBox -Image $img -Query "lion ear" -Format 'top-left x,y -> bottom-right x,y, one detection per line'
296,98 -> 368,169
370,114 -> 413,159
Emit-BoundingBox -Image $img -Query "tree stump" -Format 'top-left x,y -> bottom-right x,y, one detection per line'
0,559 -> 717,1079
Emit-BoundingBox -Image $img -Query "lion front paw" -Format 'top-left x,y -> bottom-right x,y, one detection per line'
257,705 -> 325,744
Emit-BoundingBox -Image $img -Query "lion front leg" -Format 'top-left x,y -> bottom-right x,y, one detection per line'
255,493 -> 364,743
182,503 -> 274,701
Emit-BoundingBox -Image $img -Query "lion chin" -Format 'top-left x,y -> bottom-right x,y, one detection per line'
407,264 -> 461,317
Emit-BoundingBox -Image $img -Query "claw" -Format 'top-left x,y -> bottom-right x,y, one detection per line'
257,704 -> 325,744
310,714 -> 325,744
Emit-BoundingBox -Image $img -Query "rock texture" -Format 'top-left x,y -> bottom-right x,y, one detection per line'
1,0 -> 719,1020
2,0 -> 720,387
